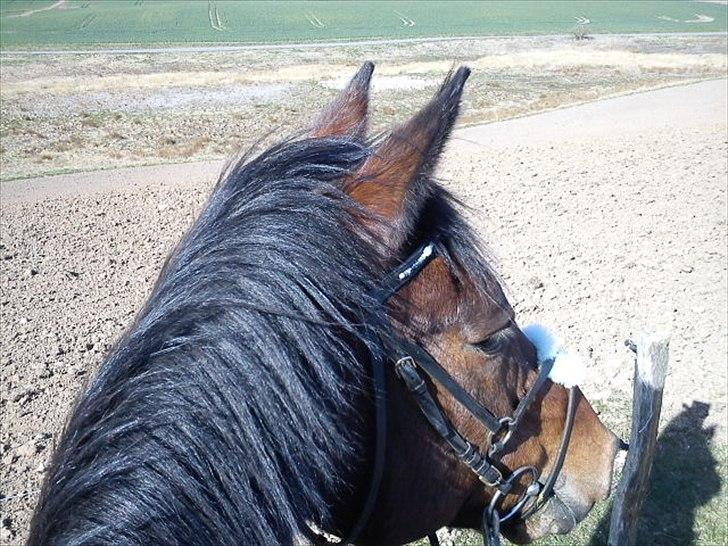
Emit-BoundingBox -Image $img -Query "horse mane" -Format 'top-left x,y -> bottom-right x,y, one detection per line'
29,136 -> 497,546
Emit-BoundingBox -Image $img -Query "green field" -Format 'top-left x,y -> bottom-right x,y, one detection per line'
0,0 -> 726,49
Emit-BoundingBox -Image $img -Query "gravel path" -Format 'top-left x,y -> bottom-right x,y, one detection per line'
1,79 -> 726,544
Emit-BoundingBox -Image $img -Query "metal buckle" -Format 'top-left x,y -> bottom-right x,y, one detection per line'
488,417 -> 515,456
395,355 -> 416,368
487,465 -> 540,523
394,356 -> 416,378
478,463 -> 504,487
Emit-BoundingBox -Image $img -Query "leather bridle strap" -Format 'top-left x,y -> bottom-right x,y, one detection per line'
519,386 -> 578,519
331,240 -> 576,546
395,357 -> 512,491
333,243 -> 440,546
370,242 -> 438,304
391,337 -> 502,433
338,349 -> 387,545
541,387 -> 577,499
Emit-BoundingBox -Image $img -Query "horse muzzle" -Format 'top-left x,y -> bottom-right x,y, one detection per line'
510,430 -> 624,543
523,494 -> 580,537
500,493 -> 579,544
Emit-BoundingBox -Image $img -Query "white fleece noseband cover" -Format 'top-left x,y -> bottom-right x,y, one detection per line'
521,324 -> 586,388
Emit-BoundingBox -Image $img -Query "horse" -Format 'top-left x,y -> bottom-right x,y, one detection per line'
28,63 -> 621,546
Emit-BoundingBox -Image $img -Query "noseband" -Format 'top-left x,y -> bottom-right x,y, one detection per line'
333,242 -> 577,546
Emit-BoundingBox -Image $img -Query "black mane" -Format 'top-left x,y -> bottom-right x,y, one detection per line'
29,137 -> 496,546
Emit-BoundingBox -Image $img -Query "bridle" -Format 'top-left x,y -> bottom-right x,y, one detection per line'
328,241 -> 578,546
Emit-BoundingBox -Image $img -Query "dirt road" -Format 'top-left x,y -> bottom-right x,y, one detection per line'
1,79 -> 726,544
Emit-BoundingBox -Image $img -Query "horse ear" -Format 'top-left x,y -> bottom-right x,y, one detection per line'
345,66 -> 470,247
310,62 -> 374,139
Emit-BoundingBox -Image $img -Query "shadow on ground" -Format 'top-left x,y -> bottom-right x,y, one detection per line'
589,401 -> 722,545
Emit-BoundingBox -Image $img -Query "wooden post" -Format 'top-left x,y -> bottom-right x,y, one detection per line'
607,333 -> 670,546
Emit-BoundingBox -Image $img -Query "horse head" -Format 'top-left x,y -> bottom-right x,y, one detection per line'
314,63 -> 621,544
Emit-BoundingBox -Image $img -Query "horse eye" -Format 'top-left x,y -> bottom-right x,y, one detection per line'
473,324 -> 511,354
474,336 -> 502,354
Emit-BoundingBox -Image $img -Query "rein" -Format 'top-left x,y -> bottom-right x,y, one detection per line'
334,242 -> 577,546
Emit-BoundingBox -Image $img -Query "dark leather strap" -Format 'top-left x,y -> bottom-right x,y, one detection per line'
336,243 -> 439,544
509,358 -> 555,427
391,337 -> 502,433
371,242 -> 437,304
395,358 -> 511,493
540,387 -> 576,499
483,508 -> 501,546
339,351 -> 387,545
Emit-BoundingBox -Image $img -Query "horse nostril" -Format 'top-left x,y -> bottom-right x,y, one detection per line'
618,439 -> 629,451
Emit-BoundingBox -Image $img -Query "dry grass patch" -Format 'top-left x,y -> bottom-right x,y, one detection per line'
157,136 -> 211,160
80,115 -> 100,128
25,128 -> 48,140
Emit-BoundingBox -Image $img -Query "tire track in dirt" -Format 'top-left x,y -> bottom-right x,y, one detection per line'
5,0 -> 68,19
